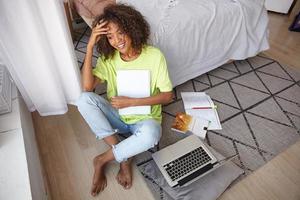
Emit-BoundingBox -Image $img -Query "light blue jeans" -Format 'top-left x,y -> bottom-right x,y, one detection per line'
76,92 -> 162,162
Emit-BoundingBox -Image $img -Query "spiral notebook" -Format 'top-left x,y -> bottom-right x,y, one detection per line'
116,70 -> 151,115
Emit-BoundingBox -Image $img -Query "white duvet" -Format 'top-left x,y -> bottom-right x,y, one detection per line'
117,0 -> 269,86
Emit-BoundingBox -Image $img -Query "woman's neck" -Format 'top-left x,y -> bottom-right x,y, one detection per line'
120,49 -> 141,62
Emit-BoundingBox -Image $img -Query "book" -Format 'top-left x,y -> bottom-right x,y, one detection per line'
181,92 -> 222,130
116,70 -> 151,115
171,113 -> 210,139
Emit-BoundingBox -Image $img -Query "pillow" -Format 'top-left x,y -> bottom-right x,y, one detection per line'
73,0 -> 115,19
142,147 -> 243,200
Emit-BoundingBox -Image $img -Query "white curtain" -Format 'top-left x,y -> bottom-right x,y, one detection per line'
0,0 -> 82,116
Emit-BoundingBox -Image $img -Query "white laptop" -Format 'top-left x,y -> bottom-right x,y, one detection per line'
116,70 -> 151,115
152,135 -> 236,187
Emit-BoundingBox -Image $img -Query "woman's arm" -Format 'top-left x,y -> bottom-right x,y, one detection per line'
81,21 -> 108,91
81,45 -> 97,91
110,91 -> 173,109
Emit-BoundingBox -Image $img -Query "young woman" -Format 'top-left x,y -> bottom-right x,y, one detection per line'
76,4 -> 173,196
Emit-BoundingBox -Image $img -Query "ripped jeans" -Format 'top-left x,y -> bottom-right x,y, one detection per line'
76,92 -> 162,163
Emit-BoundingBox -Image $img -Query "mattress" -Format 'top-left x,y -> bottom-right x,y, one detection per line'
117,0 -> 269,86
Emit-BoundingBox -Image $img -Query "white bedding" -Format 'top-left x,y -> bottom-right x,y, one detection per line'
117,0 -> 269,86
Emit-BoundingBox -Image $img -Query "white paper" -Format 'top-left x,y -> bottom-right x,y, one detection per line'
189,117 -> 210,139
117,70 -> 151,115
181,92 -> 212,109
186,109 -> 221,130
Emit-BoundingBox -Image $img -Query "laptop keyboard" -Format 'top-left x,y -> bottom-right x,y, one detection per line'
163,146 -> 212,181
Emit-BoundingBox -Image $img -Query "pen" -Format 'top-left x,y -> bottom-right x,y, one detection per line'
192,105 -> 217,109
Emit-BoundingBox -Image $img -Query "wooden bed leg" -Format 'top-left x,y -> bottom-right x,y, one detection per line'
63,1 -> 75,40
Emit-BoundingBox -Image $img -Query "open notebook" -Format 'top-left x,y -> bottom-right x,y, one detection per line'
116,70 -> 151,115
181,92 -> 222,130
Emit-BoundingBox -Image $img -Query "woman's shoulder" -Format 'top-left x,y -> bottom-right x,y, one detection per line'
95,54 -> 117,73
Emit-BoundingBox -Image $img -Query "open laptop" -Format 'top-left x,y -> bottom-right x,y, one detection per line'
152,135 -> 236,187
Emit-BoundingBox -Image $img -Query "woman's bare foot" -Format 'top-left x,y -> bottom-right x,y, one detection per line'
116,160 -> 133,189
91,154 -> 107,196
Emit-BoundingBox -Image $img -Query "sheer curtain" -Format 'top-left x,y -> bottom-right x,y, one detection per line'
0,0 -> 82,116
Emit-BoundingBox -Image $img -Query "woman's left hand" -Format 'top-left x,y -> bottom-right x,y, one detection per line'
111,96 -> 136,109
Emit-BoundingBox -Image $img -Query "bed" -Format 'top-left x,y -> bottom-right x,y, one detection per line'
73,0 -> 269,87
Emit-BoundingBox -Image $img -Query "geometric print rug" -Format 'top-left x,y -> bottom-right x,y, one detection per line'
136,56 -> 300,200
73,27 -> 300,199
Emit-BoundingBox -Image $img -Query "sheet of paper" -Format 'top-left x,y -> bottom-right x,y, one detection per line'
186,109 -> 222,130
117,70 -> 151,115
189,117 -> 210,139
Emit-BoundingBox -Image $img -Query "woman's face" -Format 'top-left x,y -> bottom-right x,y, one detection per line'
106,21 -> 133,55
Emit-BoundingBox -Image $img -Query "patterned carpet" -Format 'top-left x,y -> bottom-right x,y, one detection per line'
73,26 -> 300,199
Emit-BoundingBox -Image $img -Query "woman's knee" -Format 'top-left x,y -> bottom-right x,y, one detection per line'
76,92 -> 95,107
76,92 -> 107,108
136,121 -> 162,148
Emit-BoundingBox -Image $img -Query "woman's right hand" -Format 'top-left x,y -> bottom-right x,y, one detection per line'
87,20 -> 109,48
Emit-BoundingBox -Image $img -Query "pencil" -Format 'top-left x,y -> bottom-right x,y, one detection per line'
192,105 -> 217,109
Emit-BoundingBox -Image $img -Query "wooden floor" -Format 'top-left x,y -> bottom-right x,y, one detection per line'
263,12 -> 300,71
219,140 -> 300,200
32,106 -> 155,200
32,12 -> 300,200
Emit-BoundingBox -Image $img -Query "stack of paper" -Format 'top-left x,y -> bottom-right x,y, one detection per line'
116,70 -> 151,115
181,92 -> 222,130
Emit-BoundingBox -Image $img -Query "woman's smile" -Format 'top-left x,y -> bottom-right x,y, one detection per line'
117,42 -> 125,49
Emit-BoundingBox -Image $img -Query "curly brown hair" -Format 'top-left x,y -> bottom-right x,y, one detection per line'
92,4 -> 150,60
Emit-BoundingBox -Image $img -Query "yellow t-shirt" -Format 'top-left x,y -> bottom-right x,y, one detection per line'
92,45 -> 173,124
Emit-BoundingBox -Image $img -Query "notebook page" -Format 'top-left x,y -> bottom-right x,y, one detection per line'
181,92 -> 212,109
